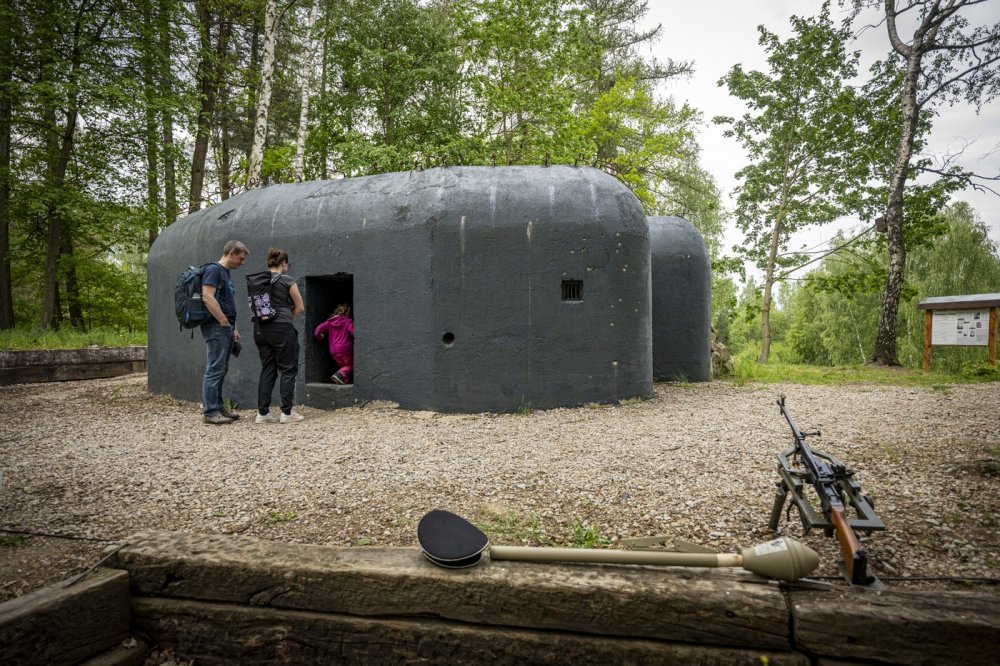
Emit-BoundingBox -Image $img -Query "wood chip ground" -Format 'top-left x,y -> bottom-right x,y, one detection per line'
1,373 -> 997,601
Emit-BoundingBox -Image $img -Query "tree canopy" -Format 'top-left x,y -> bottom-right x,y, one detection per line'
0,0 -> 721,332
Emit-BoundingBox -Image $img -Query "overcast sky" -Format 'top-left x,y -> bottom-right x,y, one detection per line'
639,1 -> 1000,277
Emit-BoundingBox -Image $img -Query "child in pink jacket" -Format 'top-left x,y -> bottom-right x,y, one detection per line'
314,304 -> 354,384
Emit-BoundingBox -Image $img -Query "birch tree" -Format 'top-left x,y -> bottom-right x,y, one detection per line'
716,4 -> 868,362
189,0 -> 217,213
847,0 -> 1000,366
293,0 -> 320,182
247,0 -> 281,188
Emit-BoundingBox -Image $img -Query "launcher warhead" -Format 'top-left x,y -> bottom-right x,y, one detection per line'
769,395 -> 886,585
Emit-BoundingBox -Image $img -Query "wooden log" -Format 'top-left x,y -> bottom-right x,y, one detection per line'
0,360 -> 146,385
0,568 -> 130,666
79,637 -> 150,666
132,597 -> 809,666
790,587 -> 1000,666
111,530 -> 792,649
923,309 -> 932,371
0,347 -> 147,385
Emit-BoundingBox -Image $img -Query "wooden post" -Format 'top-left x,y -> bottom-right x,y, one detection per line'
923,310 -> 932,372
989,306 -> 998,366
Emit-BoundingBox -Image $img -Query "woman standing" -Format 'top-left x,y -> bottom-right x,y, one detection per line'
252,248 -> 305,423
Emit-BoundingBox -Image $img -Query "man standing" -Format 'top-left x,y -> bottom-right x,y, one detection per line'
201,240 -> 249,424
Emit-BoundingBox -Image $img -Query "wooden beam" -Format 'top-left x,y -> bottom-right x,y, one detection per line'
989,306 -> 998,365
110,530 -> 791,649
132,597 -> 809,666
0,568 -> 130,665
923,309 -> 932,372
790,586 -> 1000,666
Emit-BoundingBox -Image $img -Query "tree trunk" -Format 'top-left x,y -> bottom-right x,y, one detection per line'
41,103 -> 78,330
140,0 -> 161,247
247,0 -> 279,188
246,16 -> 261,166
0,0 -> 15,329
61,234 -> 83,329
871,49 -> 923,366
217,18 -> 231,200
758,215 -> 783,363
319,5 -> 329,180
294,0 -> 320,182
189,0 -> 216,213
158,0 -> 177,225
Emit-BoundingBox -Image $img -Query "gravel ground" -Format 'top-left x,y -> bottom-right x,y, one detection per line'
1,372 -> 998,601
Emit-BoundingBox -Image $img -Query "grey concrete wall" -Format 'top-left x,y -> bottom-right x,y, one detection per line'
649,216 -> 711,382
148,166 -> 653,412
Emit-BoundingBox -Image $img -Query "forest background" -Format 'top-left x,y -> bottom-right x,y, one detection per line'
0,0 -> 998,376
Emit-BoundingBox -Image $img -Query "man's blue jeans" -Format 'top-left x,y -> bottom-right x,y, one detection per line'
201,322 -> 233,416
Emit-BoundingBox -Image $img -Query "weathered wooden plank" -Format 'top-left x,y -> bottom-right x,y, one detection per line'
133,597 -> 809,666
0,568 -> 130,666
0,347 -> 147,367
0,361 -> 146,385
79,638 -> 150,666
112,530 -> 792,649
790,587 -> 1000,666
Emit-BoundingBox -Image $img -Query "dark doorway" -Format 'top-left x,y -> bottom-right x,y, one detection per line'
305,273 -> 354,384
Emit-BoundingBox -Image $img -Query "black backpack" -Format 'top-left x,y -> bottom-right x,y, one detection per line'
174,263 -> 212,331
246,271 -> 281,322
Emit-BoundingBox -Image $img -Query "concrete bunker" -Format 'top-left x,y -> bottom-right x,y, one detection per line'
147,166 -> 655,413
649,216 -> 712,382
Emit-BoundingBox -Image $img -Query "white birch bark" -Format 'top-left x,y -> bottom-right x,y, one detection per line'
293,0 -> 321,182
247,0 -> 279,189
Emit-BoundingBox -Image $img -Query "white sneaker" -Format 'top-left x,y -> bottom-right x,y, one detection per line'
255,412 -> 279,424
279,411 -> 304,424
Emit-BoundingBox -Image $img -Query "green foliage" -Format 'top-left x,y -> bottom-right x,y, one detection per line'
714,3 -> 872,361
0,326 -> 147,350
0,0 -> 721,336
570,519 -> 610,548
0,533 -> 29,548
265,510 -> 297,525
716,4 -> 868,276
477,509 -> 548,545
725,358 -> 991,388
772,203 -> 1000,373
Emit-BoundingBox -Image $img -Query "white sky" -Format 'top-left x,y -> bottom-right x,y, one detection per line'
640,1 -> 1000,280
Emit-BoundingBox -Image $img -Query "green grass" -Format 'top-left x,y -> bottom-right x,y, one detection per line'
476,509 -> 548,545
264,510 -> 297,525
0,326 -> 146,351
570,519 -> 610,548
0,533 -> 29,548
728,358 -> 997,387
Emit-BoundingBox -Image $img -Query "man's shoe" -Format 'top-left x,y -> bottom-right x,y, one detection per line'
220,409 -> 241,420
280,411 -> 304,424
255,412 -> 279,424
204,413 -> 234,425
331,372 -> 345,384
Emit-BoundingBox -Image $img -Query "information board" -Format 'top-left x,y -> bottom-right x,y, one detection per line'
930,309 -> 990,346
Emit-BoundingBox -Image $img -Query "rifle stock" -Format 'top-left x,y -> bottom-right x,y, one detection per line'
830,505 -> 869,585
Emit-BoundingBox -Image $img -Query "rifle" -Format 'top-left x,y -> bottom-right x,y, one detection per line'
769,395 -> 885,585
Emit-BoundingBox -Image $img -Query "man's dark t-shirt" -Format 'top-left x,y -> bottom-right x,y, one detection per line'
201,262 -> 236,324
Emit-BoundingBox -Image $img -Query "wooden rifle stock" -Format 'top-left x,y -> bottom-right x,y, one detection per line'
830,505 -> 870,585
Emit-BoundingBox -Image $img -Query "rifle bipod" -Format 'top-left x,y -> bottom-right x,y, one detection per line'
770,396 -> 887,587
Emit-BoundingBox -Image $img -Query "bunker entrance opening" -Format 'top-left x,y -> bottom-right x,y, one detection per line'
305,273 -> 354,385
